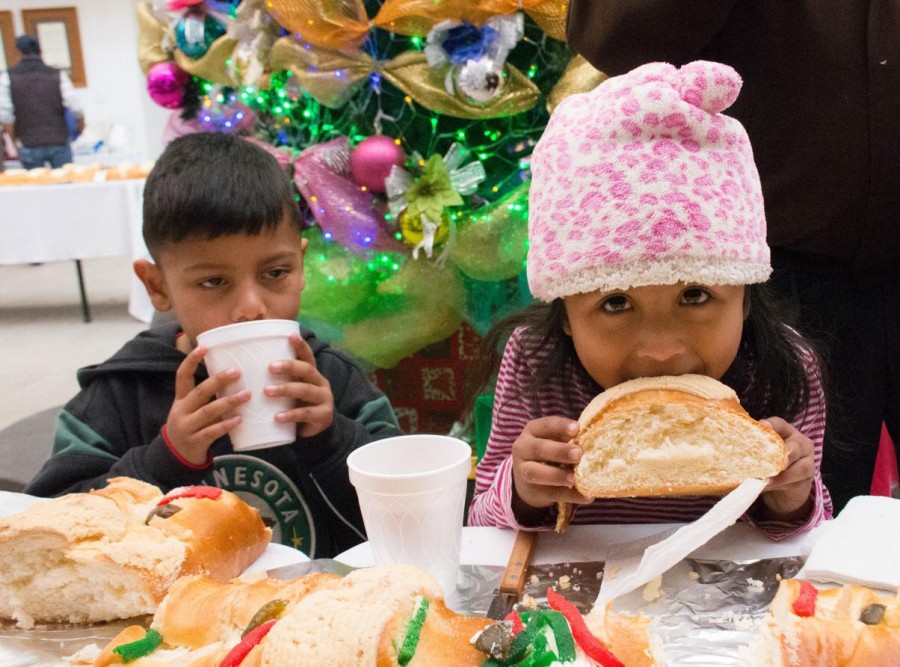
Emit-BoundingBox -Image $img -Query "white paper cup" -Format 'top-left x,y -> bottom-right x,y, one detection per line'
196,319 -> 299,451
347,435 -> 472,595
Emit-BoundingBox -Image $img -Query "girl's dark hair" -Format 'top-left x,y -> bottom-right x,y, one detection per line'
467,283 -> 822,423
142,133 -> 301,258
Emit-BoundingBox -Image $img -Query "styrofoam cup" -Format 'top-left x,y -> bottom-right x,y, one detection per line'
347,435 -> 473,595
196,319 -> 299,451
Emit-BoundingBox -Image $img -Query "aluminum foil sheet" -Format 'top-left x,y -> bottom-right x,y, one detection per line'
451,557 -> 803,665
0,557 -> 801,666
611,556 -> 804,666
450,561 -> 605,617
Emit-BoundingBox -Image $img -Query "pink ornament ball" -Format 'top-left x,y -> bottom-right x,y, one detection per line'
349,136 -> 406,193
147,62 -> 190,110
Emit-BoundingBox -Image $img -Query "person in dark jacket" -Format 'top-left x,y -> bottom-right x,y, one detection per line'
0,35 -> 84,168
25,133 -> 404,558
565,1 -> 900,514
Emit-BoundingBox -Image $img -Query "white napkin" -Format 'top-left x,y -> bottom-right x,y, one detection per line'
798,495 -> 900,592
595,478 -> 767,606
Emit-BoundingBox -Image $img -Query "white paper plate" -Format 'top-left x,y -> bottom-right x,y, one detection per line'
0,491 -> 47,518
244,542 -> 310,574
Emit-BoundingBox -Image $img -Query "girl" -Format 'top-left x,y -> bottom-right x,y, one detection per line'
468,61 -> 832,539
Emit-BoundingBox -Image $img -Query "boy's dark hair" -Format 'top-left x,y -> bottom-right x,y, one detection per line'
468,283 -> 823,423
142,133 -> 301,258
15,35 -> 40,56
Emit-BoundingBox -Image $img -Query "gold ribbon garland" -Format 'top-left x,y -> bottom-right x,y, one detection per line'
264,42 -> 540,118
139,2 -> 242,86
136,2 -> 172,75
481,0 -> 568,42
268,37 -> 374,108
264,0 -> 569,48
371,0 -> 568,40
174,36 -> 241,87
372,0 -> 506,37
142,0 -> 553,115
263,0 -> 370,50
546,54 -> 608,114
382,51 -> 540,119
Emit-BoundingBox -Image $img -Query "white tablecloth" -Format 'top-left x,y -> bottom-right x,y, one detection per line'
336,523 -> 814,569
0,179 -> 154,322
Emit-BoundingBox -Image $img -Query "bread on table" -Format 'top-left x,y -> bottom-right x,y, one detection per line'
90,564 -> 656,666
152,572 -> 342,651
747,579 -> 900,666
104,162 -> 151,181
574,374 -> 787,498
24,167 -> 52,183
0,477 -> 271,628
0,168 -> 28,185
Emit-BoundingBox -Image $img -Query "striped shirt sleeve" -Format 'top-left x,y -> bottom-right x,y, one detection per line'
743,350 -> 833,539
469,329 -> 542,529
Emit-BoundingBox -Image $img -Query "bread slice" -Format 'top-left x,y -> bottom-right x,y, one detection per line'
574,375 -> 788,498
0,477 -> 271,628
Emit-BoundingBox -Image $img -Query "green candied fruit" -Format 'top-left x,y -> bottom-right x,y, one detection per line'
540,610 -> 575,662
397,596 -> 430,666
507,612 -> 543,663
242,599 -> 288,637
112,628 -> 162,663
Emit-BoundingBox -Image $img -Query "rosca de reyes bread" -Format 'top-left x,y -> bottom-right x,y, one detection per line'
574,374 -> 788,498
0,477 -> 271,628
89,563 -> 657,667
745,579 -> 900,666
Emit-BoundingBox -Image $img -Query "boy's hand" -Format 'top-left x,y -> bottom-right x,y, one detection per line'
166,346 -> 250,466
511,417 -> 594,516
265,333 -> 334,438
758,417 -> 816,520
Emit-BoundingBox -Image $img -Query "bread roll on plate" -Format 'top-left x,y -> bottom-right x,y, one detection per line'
574,374 -> 788,498
0,477 -> 271,628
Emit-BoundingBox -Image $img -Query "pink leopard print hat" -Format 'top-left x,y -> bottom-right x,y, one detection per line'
527,60 -> 771,302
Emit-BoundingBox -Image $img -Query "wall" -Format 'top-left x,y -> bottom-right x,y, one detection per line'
0,0 -> 168,161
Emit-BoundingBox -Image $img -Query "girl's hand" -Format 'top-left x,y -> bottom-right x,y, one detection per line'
166,345 -> 250,466
265,333 -> 334,438
511,417 -> 594,518
758,417 -> 816,520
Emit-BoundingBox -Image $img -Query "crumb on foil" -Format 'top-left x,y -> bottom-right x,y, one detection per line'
642,575 -> 664,602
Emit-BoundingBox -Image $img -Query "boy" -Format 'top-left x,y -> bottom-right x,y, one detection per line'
25,133 -> 404,558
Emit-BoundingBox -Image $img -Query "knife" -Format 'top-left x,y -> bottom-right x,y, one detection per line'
486,530 -> 538,620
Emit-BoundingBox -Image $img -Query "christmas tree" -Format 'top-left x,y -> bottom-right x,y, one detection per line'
137,0 -> 605,369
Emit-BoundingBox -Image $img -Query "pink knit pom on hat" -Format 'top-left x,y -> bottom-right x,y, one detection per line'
527,60 -> 771,302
